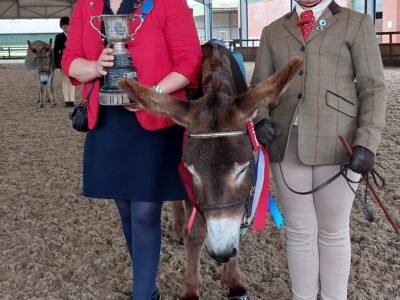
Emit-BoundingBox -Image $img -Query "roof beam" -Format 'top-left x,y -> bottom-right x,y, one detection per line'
0,0 -> 75,19
0,2 -> 16,18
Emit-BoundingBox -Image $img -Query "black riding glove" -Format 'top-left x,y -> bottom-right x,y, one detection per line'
254,118 -> 283,148
349,146 -> 375,175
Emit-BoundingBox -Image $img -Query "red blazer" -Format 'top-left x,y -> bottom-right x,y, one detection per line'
62,0 -> 202,130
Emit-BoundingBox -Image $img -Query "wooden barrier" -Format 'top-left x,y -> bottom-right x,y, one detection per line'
377,32 -> 400,66
231,39 -> 259,61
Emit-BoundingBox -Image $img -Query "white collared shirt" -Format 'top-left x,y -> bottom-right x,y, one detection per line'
295,0 -> 331,19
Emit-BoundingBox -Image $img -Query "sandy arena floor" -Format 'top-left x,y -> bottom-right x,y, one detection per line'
0,61 -> 399,300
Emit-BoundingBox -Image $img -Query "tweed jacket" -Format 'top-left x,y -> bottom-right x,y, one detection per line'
251,1 -> 387,165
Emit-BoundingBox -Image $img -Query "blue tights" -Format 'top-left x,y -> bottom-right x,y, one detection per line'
114,200 -> 162,300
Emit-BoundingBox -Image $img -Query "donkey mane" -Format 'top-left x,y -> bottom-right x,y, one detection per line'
204,45 -> 230,93
202,43 -> 248,99
198,43 -> 251,131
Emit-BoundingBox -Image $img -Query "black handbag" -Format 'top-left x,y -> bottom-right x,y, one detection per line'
69,82 -> 94,132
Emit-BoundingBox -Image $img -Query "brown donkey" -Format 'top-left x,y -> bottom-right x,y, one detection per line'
118,43 -> 302,299
25,39 -> 55,108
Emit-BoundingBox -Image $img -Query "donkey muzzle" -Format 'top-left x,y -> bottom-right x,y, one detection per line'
207,246 -> 237,263
39,73 -> 49,85
204,216 -> 241,262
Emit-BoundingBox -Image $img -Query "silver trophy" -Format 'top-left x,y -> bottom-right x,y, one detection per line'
90,14 -> 143,105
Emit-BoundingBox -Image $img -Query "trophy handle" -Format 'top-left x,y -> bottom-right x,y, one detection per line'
128,15 -> 144,40
90,15 -> 106,40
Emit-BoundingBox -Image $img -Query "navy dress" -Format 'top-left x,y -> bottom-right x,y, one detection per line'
83,106 -> 187,202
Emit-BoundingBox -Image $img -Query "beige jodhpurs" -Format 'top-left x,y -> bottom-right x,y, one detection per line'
270,127 -> 360,300
61,70 -> 75,103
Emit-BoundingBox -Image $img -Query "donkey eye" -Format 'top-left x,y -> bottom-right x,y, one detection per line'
232,162 -> 250,183
184,163 -> 201,186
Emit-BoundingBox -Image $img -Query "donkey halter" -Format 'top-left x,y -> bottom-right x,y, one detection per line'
188,130 -> 255,217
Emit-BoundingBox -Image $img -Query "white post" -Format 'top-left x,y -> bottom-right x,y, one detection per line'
239,0 -> 248,46
204,0 -> 213,41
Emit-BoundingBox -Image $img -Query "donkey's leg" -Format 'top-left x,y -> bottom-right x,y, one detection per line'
44,86 -> 48,103
34,73 -> 41,104
47,85 -> 55,107
39,85 -> 44,108
182,205 -> 207,300
172,201 -> 186,243
222,257 -> 248,299
46,85 -> 50,102
49,73 -> 56,106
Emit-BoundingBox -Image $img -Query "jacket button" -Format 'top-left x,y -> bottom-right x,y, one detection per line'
297,93 -> 303,99
300,46 -> 305,52
299,70 -> 304,76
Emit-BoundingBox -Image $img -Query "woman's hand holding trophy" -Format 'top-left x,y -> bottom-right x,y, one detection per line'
96,48 -> 114,77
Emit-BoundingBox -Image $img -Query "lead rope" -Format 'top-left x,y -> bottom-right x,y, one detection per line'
338,136 -> 399,235
275,132 -> 400,234
275,135 -> 376,220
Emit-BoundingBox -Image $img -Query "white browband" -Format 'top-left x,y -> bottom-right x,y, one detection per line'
189,131 -> 247,138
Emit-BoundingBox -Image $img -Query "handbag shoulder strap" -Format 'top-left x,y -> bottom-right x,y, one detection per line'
85,81 -> 95,103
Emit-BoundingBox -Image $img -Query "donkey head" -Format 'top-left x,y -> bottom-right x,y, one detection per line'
118,45 -> 302,262
27,39 -> 53,85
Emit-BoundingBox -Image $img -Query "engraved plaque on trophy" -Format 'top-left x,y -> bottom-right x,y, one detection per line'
90,14 -> 143,105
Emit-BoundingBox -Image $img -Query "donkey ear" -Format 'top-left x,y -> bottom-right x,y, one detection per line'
48,38 -> 53,47
233,57 -> 303,122
117,79 -> 195,128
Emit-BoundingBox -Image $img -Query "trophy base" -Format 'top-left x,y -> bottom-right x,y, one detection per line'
99,91 -> 137,106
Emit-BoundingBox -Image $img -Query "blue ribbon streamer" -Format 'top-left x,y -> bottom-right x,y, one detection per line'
268,194 -> 284,229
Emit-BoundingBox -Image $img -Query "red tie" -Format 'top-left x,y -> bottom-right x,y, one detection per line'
297,10 -> 316,40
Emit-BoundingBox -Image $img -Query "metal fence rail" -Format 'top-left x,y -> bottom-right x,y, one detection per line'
1,32 -> 400,65
0,46 -> 28,59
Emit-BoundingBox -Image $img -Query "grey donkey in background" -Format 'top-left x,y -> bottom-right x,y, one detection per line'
25,39 -> 56,108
